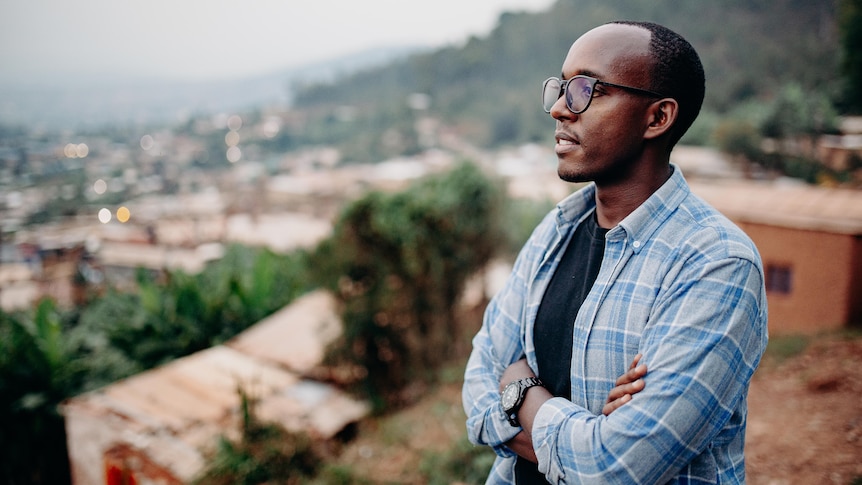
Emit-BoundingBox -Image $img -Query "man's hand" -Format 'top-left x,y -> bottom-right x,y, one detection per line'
603,354 -> 647,416
500,358 -> 543,463
500,355 -> 646,463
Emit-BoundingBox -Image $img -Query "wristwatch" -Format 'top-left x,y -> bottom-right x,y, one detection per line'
501,377 -> 544,427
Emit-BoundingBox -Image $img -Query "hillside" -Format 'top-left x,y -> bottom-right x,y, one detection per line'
2,1 -> 845,159
291,0 -> 841,156
327,331 -> 862,484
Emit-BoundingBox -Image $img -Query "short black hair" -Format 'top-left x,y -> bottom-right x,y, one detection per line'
611,21 -> 705,149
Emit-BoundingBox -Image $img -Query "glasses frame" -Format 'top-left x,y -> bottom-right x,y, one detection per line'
542,75 -> 666,114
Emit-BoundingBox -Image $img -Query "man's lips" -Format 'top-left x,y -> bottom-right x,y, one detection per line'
555,131 -> 580,150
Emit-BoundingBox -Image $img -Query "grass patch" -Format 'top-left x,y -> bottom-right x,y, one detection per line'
419,435 -> 497,485
764,334 -> 809,363
310,464 -> 371,485
438,361 -> 467,385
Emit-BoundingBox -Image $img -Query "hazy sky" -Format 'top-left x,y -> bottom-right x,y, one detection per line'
1,0 -> 556,85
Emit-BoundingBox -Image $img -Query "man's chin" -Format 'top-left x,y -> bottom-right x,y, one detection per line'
557,168 -> 592,184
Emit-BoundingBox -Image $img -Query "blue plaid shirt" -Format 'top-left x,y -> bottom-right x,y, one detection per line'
463,166 -> 768,484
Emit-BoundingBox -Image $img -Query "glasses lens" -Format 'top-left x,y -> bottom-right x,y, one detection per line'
565,76 -> 594,114
542,78 -> 562,112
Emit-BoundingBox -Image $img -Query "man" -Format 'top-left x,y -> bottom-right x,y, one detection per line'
462,20 -> 768,484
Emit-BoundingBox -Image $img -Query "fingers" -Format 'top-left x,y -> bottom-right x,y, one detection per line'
615,362 -> 647,386
604,355 -> 648,416
603,378 -> 645,416
606,376 -> 645,402
603,393 -> 631,416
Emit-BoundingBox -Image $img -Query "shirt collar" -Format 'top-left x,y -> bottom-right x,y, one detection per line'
554,164 -> 690,253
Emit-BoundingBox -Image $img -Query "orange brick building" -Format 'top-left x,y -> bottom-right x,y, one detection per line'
692,181 -> 862,335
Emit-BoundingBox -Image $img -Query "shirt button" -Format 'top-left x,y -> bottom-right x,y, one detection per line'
632,240 -> 641,248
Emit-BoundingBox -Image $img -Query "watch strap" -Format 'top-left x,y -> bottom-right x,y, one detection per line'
505,377 -> 544,427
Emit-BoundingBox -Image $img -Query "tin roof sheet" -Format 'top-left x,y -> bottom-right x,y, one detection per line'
227,290 -> 340,374
690,180 -> 862,235
62,290 -> 368,482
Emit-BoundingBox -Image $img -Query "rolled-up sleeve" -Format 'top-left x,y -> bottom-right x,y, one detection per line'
462,251 -> 531,456
463,169 -> 768,484
462,210 -> 561,457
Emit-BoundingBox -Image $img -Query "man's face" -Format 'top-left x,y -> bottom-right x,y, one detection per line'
549,24 -> 656,185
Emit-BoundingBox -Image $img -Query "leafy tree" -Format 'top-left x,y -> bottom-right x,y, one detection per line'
311,162 -> 505,410
73,245 -> 311,370
0,243 -> 314,484
195,245 -> 311,338
839,0 -> 862,113
0,301 -> 74,485
500,197 -> 558,257
761,83 -> 839,138
713,119 -> 762,162
291,0 -> 841,156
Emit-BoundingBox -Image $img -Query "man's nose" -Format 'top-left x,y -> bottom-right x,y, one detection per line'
549,95 -> 573,121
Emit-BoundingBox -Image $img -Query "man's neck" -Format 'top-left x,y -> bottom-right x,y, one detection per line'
594,163 -> 672,229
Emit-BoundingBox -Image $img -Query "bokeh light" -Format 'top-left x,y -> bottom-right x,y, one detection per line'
116,206 -> 131,223
140,134 -> 155,150
262,118 -> 281,138
227,115 -> 243,131
93,179 -> 107,195
98,208 -> 112,223
225,130 -> 240,147
226,146 -> 242,163
63,143 -> 89,158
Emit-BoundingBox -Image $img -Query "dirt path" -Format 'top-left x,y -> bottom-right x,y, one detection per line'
746,334 -> 862,485
333,332 -> 862,484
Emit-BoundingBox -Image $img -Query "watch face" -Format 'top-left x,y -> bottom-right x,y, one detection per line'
501,382 -> 519,410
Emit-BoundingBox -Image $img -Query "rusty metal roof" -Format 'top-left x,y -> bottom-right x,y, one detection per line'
227,290 -> 341,374
690,180 -> 862,235
62,290 -> 368,484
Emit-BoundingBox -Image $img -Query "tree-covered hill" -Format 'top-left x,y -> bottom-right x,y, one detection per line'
291,0 -> 841,156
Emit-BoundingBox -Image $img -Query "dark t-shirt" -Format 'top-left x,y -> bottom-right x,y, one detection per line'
515,211 -> 608,484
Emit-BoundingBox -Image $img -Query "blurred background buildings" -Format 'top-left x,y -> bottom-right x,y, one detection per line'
2,0 -> 861,483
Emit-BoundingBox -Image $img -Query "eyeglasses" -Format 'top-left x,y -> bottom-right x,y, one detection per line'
542,75 -> 665,114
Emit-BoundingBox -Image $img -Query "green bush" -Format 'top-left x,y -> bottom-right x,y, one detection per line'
193,389 -> 322,485
311,161 -> 505,410
0,244 -> 313,484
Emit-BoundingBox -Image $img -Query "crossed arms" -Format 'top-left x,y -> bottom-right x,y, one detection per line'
502,354 -> 647,463
462,253 -> 767,483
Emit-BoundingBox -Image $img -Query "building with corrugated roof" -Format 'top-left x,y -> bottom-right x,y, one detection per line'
691,180 -> 862,334
493,144 -> 862,335
61,290 -> 369,485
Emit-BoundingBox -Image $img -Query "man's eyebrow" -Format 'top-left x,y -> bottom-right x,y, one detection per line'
561,69 -> 602,80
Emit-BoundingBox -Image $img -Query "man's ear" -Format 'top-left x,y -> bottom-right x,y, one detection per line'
644,98 -> 679,140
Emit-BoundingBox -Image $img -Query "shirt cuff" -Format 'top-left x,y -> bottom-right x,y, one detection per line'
532,397 -> 585,483
488,402 -> 522,457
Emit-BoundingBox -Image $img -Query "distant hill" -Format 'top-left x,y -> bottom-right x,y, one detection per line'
1,0 -> 843,155
0,45 -> 424,131
291,0 -> 841,151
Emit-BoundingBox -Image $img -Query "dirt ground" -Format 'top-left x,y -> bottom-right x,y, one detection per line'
335,331 -> 862,484
746,333 -> 862,485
